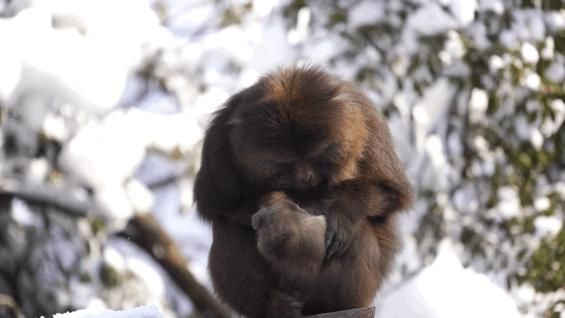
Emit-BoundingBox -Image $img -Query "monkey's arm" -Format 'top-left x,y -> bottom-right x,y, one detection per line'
323,178 -> 409,259
326,115 -> 413,258
324,116 -> 414,259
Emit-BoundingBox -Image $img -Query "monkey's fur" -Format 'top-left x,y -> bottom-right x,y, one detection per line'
194,67 -> 413,317
252,192 -> 327,310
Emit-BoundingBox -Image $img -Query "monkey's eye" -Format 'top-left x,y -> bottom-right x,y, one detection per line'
260,160 -> 294,173
257,160 -> 278,174
324,143 -> 340,156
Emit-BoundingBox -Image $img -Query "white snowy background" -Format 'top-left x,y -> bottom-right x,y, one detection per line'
0,0 -> 563,317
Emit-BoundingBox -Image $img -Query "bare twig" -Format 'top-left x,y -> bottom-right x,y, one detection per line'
0,293 -> 23,318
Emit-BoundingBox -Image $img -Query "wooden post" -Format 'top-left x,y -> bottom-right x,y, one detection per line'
305,306 -> 375,318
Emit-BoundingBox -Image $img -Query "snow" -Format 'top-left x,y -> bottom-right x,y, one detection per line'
43,112 -> 71,141
288,7 -> 311,44
546,11 -> 565,32
11,198 -> 41,227
252,0 -> 277,17
376,241 -> 521,318
348,2 -> 385,29
534,216 -> 562,237
94,184 -> 136,226
425,135 -> 448,173
26,158 -> 49,183
0,32 -> 21,100
499,30 -> 519,49
468,88 -> 488,122
541,99 -> 565,137
59,114 -> 147,189
449,0 -> 476,26
125,180 -> 155,213
52,305 -> 162,318
488,55 -> 505,72
59,107 -> 202,223
534,197 -> 551,211
479,0 -> 504,14
523,70 -> 541,90
440,31 -> 465,64
520,42 -> 539,64
406,3 -> 456,36
7,8 -> 124,112
495,187 -> 521,219
545,59 -> 565,83
0,0 -> 169,112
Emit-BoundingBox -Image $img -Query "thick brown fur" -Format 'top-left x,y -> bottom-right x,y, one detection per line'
252,192 -> 326,315
194,66 -> 413,318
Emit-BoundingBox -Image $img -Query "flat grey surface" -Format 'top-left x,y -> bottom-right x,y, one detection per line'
304,306 -> 376,318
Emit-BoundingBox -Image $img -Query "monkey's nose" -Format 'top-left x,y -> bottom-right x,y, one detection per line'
302,172 -> 314,185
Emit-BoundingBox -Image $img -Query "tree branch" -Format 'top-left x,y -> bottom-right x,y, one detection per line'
0,293 -> 23,318
0,184 -> 90,217
119,213 -> 232,318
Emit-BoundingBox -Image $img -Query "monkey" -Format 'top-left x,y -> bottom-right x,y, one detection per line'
251,192 -> 327,318
193,66 -> 413,317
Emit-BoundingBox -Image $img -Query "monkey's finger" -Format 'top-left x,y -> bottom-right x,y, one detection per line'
325,216 -> 337,246
328,234 -> 345,259
325,221 -> 337,259
326,233 -> 342,260
325,229 -> 336,252
326,243 -> 337,260
334,233 -> 352,258
329,222 -> 355,259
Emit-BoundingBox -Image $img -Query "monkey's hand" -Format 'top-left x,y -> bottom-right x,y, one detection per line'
253,192 -> 301,257
324,209 -> 361,260
322,180 -> 371,260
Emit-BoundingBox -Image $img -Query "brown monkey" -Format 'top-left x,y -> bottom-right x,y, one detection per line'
193,66 -> 413,317
252,192 -> 327,318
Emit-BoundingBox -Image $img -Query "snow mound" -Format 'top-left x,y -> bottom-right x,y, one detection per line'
376,240 -> 520,318
52,305 -> 162,318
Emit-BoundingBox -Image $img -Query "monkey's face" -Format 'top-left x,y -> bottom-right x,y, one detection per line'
245,142 -> 343,190
228,67 -> 367,191
229,100 -> 348,191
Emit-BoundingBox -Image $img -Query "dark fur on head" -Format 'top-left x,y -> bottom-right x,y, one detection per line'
228,67 -> 370,191
194,66 -> 413,318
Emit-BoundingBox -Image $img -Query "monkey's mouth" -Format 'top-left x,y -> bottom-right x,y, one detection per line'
282,179 -> 326,192
285,183 -> 328,198
291,182 -> 319,191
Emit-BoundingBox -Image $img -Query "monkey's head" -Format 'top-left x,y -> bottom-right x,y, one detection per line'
227,67 -> 369,191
